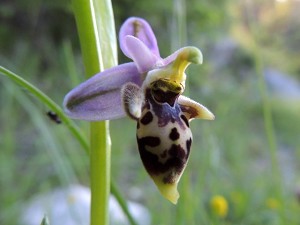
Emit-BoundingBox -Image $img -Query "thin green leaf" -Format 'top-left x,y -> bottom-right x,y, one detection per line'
111,181 -> 138,225
0,66 -> 89,153
0,65 -> 137,225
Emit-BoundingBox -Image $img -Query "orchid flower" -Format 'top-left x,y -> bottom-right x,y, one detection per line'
63,17 -> 214,204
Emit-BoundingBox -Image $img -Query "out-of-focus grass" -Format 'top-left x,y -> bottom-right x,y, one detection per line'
0,84 -> 88,224
0,39 -> 89,224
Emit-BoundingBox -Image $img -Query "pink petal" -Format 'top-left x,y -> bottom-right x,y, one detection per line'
119,17 -> 160,59
63,63 -> 141,121
124,36 -> 161,73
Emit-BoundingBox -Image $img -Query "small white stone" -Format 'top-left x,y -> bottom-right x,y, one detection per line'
21,185 -> 151,225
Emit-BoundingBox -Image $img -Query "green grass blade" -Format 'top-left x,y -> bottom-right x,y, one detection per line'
111,181 -> 138,225
0,65 -> 137,225
0,66 -> 89,153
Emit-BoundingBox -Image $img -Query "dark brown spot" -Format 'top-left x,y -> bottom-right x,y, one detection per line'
160,150 -> 167,158
140,111 -> 153,125
168,144 -> 186,159
152,89 -> 179,106
180,114 -> 189,127
180,105 -> 199,120
133,20 -> 142,37
136,121 -> 140,129
163,173 -> 175,184
186,138 -> 192,159
150,79 -> 182,106
137,138 -> 186,180
169,127 -> 180,141
137,136 -> 160,147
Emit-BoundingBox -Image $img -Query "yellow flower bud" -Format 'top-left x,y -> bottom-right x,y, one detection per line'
210,195 -> 228,218
265,198 -> 280,210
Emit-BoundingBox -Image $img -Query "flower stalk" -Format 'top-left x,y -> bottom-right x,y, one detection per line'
71,0 -> 117,224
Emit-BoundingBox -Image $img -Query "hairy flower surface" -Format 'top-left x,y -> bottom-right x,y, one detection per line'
64,17 -> 214,204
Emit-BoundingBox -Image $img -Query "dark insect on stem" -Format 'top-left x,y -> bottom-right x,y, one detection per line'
47,111 -> 62,124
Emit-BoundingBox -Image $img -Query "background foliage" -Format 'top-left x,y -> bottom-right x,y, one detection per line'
1,0 -> 300,224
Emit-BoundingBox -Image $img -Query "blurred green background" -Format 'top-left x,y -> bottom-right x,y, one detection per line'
1,0 -> 300,224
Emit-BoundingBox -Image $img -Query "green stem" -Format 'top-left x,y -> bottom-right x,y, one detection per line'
90,122 -> 111,224
71,0 -> 116,224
